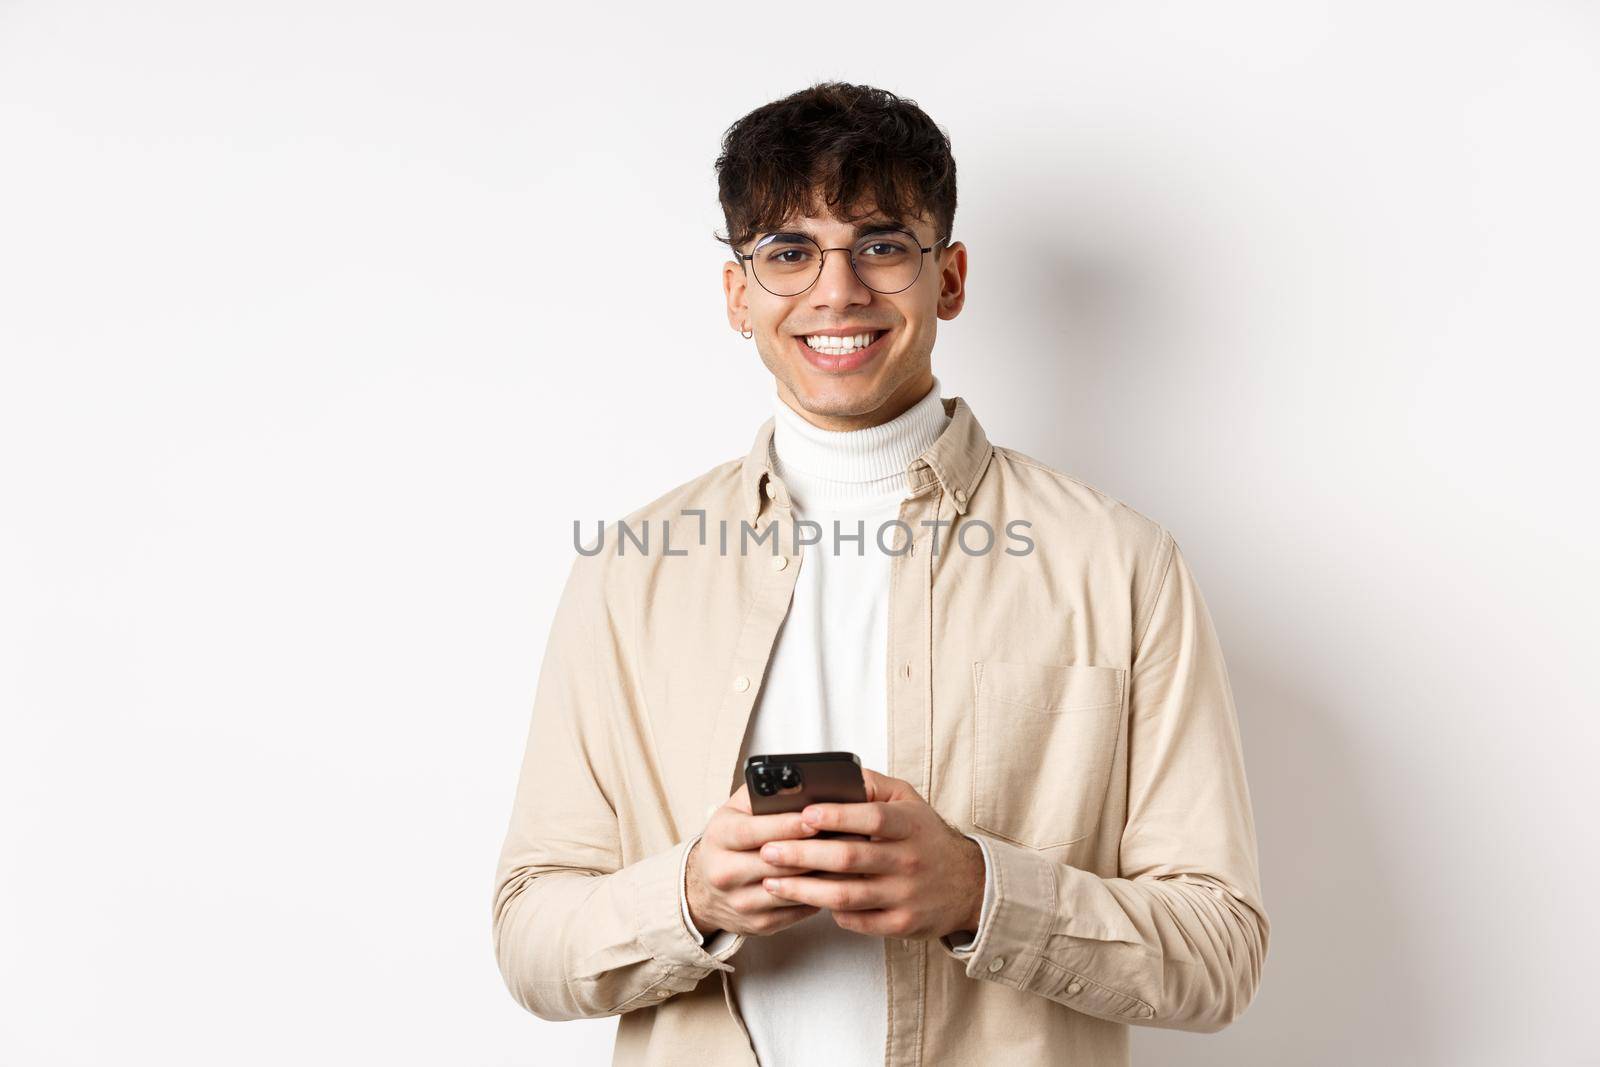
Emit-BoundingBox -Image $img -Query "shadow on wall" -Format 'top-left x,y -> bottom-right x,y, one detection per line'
1133,661 -> 1432,1063
986,205 -> 1436,1062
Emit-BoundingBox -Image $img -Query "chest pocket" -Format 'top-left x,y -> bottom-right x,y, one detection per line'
971,660 -> 1127,850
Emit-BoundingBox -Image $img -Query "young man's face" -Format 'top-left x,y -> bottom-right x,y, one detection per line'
723,201 -> 967,431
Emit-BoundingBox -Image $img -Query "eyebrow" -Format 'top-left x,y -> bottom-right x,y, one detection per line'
758,219 -> 914,243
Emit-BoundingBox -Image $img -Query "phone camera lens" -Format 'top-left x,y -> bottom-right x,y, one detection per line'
777,765 -> 801,790
753,766 -> 778,796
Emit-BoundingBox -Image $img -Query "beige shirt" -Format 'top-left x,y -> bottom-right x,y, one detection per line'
490,394 -> 1270,1066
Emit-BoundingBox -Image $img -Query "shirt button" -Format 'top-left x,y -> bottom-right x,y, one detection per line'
771,555 -> 788,571
764,480 -> 776,499
1066,981 -> 1083,995
733,675 -> 750,692
987,957 -> 1004,973
953,488 -> 967,505
653,988 -> 670,998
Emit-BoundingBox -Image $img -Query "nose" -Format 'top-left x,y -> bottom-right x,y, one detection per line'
809,247 -> 872,310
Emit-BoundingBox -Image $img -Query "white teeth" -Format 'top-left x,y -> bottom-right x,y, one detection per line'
804,331 -> 881,352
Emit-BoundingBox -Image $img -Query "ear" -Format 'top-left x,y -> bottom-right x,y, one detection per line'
723,256 -> 751,331
936,240 -> 967,321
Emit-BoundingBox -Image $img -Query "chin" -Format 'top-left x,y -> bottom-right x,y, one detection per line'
787,378 -> 894,419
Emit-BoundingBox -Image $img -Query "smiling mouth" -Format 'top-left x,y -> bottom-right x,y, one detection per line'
798,329 -> 889,355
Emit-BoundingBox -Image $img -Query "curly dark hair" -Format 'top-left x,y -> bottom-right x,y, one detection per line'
713,81 -> 957,254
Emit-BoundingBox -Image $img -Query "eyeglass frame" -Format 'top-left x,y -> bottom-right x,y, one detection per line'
734,226 -> 955,297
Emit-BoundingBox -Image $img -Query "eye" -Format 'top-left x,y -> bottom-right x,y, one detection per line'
760,245 -> 815,267
856,237 -> 912,259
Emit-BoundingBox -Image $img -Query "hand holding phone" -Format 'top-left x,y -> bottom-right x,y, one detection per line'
744,751 -> 869,842
683,752 -> 873,939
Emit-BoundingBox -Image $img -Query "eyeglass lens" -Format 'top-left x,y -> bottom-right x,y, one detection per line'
749,230 -> 927,296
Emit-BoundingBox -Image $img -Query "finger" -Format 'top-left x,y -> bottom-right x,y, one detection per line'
761,874 -> 896,911
830,907 -> 908,938
757,837 -> 899,875
712,810 -> 820,851
762,904 -> 824,928
800,800 -> 910,840
727,884 -> 821,913
859,767 -> 916,803
719,849 -> 819,884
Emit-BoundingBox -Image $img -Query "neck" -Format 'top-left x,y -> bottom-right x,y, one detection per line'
770,376 -> 950,512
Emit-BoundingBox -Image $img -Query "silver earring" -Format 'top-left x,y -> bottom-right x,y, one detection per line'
740,324 -> 753,339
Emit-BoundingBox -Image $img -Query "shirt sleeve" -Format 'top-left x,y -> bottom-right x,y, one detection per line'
490,551 -> 746,1021
933,531 -> 1270,1033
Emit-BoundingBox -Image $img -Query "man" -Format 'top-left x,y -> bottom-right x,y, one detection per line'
491,81 -> 1269,1066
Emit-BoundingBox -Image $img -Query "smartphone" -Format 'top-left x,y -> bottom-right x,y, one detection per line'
744,751 -> 868,841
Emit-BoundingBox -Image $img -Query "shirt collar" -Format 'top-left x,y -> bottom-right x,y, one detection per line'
741,393 -> 994,522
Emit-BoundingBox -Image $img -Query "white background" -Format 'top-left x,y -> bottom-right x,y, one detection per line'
3,2 -> 1596,1064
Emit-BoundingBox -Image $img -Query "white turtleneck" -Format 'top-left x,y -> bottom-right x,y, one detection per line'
675,376 -> 996,1067
764,376 -> 949,512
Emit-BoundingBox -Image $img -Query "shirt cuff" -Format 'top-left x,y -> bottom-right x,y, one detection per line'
679,833 -> 707,945
945,832 -> 995,955
602,834 -> 743,981
932,833 -> 1158,1021
934,830 -> 1060,990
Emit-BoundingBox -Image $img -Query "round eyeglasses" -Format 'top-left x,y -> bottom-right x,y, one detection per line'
737,228 -> 952,297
